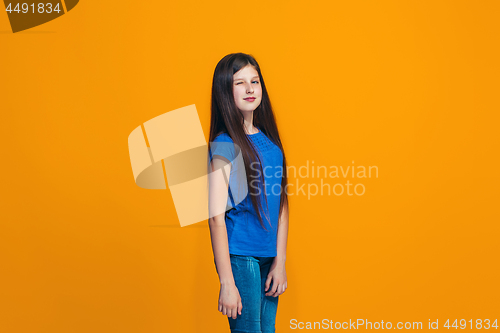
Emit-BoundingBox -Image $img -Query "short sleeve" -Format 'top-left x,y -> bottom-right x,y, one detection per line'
209,133 -> 236,164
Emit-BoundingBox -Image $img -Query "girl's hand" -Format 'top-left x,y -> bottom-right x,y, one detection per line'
218,283 -> 243,319
265,257 -> 287,297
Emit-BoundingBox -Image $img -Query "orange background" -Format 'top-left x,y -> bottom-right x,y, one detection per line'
1,1 -> 499,332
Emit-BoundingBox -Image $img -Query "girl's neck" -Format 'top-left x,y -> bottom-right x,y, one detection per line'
243,122 -> 259,135
242,112 -> 258,135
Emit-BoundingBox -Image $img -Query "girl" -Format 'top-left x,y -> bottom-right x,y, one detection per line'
207,52 -> 289,333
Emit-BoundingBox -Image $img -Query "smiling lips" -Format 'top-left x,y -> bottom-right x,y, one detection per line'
244,97 -> 256,102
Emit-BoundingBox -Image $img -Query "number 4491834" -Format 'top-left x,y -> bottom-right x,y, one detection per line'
6,3 -> 61,14
444,319 -> 498,329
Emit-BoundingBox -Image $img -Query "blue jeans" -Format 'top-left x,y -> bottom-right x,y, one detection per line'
227,254 -> 279,333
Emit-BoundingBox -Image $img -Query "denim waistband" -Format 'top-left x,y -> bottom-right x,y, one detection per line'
229,254 -> 275,262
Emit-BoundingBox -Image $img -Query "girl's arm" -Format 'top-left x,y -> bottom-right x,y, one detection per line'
265,199 -> 289,296
208,157 -> 242,319
276,199 -> 289,262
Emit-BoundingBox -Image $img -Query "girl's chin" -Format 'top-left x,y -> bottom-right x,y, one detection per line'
238,104 -> 261,113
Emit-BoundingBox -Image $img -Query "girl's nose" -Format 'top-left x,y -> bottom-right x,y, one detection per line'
246,83 -> 254,93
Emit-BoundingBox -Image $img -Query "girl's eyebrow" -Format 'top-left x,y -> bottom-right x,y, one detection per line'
233,75 -> 260,81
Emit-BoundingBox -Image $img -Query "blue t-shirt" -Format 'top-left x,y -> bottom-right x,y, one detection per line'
209,128 -> 284,257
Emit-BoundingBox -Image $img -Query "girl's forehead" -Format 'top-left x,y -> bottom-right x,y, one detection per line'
233,65 -> 258,79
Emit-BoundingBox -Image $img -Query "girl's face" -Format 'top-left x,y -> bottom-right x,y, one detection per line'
232,65 -> 262,113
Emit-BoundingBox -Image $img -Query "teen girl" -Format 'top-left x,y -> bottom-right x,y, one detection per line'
208,52 -> 289,333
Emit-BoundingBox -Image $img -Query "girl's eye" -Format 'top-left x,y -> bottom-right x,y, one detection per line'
235,81 -> 259,85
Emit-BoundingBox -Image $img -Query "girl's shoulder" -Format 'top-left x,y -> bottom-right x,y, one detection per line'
213,131 -> 233,143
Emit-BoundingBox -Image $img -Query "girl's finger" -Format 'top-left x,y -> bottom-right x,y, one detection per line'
271,284 -> 280,297
265,275 -> 272,291
271,282 -> 279,294
274,285 -> 280,296
238,300 -> 243,315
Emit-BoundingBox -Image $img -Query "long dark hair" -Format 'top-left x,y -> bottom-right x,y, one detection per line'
208,52 -> 288,231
